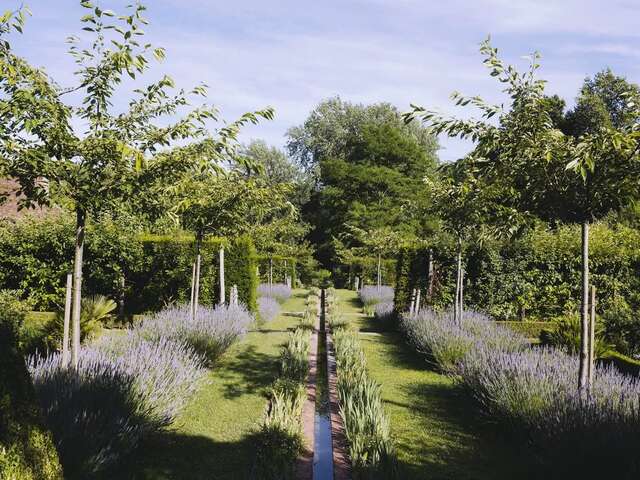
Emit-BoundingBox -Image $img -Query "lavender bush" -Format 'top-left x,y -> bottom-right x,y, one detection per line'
258,296 -> 281,324
137,303 -> 253,365
459,345 -> 640,475
402,308 -> 526,374
258,283 -> 292,304
28,336 -> 206,477
358,286 -> 394,315
403,306 -> 640,475
373,302 -> 394,321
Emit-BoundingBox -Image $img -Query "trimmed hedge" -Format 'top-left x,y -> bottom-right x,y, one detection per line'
130,234 -> 258,313
0,216 -> 260,315
0,291 -> 62,480
226,236 -> 259,313
496,321 -> 553,339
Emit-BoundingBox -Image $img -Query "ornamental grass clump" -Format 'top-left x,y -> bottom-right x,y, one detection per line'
358,286 -> 394,315
256,314 -> 312,478
333,329 -> 395,477
28,336 -> 206,478
258,283 -> 292,304
258,296 -> 280,324
137,303 -> 253,365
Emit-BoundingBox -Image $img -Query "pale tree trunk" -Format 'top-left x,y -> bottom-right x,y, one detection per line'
190,261 -> 196,314
415,288 -> 421,314
71,209 -> 86,369
588,285 -> 596,387
454,238 -> 463,325
409,288 -> 416,315
118,274 -> 126,318
269,257 -> 273,289
61,273 -> 72,367
427,249 -> 434,302
579,220 -> 590,390
284,259 -> 288,283
377,253 -> 382,291
191,235 -> 202,321
219,246 -> 225,305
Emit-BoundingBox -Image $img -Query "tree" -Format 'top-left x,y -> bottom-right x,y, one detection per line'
286,96 -> 438,172
406,38 -> 640,389
240,139 -> 313,207
295,107 -> 439,281
0,2 -> 272,366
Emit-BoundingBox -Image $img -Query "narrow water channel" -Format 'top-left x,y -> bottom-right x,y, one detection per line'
313,290 -> 334,480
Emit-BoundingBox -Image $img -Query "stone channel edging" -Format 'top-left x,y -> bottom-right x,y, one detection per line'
325,291 -> 351,480
295,298 -> 320,480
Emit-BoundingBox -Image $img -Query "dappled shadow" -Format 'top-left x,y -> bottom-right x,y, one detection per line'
214,342 -> 281,399
104,430 -> 261,480
360,332 -> 539,480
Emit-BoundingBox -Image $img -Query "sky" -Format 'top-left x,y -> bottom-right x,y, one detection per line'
9,0 -> 640,162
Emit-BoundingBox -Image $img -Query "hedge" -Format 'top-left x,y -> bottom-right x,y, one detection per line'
226,236 -> 259,312
0,216 -> 259,314
0,291 -> 62,480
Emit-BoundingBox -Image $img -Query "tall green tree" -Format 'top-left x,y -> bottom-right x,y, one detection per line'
0,2 -> 272,366
407,38 -> 640,389
292,103 -> 439,280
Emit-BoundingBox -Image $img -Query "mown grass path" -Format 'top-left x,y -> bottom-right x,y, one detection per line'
334,289 -> 534,480
114,289 -> 308,480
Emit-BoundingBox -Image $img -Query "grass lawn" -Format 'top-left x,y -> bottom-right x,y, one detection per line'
335,289 -> 535,480
110,289 -> 308,480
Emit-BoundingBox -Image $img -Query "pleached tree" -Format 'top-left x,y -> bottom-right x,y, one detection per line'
0,1 -> 272,366
406,38 -> 640,389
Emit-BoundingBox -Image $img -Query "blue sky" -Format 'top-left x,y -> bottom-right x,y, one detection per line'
10,0 -> 640,162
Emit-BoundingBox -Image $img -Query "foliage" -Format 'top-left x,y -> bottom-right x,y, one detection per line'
292,98 -> 439,281
226,235 -> 260,312
255,310 -> 312,479
0,289 -> 62,480
29,335 -> 206,478
600,296 -> 640,356
459,345 -> 640,477
240,139 -> 314,208
539,313 -> 611,358
136,303 -> 253,365
401,309 -> 527,374
258,283 -> 292,304
333,325 -> 396,477
43,295 -> 116,352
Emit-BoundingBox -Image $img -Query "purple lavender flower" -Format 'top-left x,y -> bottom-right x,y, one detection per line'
258,296 -> 281,324
258,283 -> 292,304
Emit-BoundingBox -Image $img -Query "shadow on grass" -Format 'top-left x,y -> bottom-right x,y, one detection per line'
105,430 -> 260,480
213,343 -> 280,400
363,332 -> 540,480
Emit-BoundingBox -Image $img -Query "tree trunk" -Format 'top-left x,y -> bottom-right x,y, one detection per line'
192,235 -> 202,320
459,264 -> 464,321
377,253 -> 382,291
62,273 -> 72,367
190,261 -> 196,315
219,247 -> 225,305
284,259 -> 288,283
269,257 -> 273,288
427,249 -> 434,302
579,220 -> 590,390
588,285 -> 596,388
409,288 -> 416,315
71,209 -> 86,369
454,238 -> 462,325
415,288 -> 421,314
118,273 -> 126,318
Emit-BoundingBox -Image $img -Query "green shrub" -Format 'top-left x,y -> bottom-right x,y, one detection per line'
0,291 -> 63,480
601,296 -> 640,356
41,295 -> 116,351
539,313 -> 611,358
